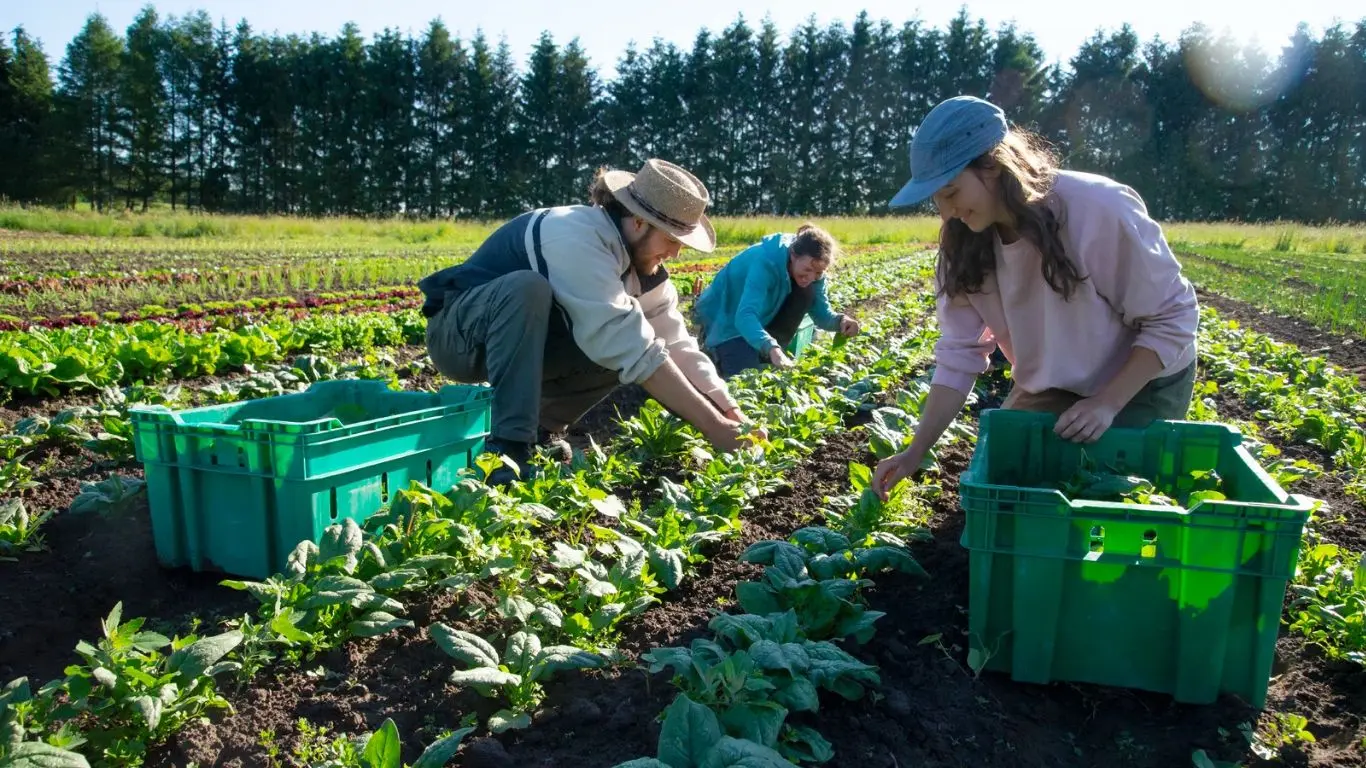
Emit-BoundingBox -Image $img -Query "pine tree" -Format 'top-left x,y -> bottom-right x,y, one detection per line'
415,20 -> 466,217
0,29 -> 56,202
56,13 -> 125,210
366,27 -> 418,214
121,6 -> 168,210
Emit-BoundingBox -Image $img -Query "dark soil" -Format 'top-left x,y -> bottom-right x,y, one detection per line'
0,365 -> 408,687
12,285 -> 1366,766
0,374 -> 653,693
142,415 -> 1366,768
0,473 -> 254,685
1197,288 -> 1366,385
146,429 -> 866,768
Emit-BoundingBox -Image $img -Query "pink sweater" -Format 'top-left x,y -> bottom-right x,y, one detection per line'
931,170 -> 1199,397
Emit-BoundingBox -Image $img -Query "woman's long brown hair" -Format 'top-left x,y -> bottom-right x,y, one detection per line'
937,129 -> 1086,300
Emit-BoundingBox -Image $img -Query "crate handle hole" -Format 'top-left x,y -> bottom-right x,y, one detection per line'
381,472 -> 389,503
1141,529 -> 1158,558
210,453 -> 218,465
237,447 -> 247,467
329,487 -> 339,521
1089,525 -> 1105,553
425,460 -> 433,486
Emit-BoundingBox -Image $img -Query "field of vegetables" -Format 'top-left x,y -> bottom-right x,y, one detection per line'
1,212 -> 1364,768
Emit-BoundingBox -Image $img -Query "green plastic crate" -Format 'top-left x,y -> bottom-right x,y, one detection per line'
785,316 -> 817,359
130,379 -> 492,579
959,409 -> 1313,708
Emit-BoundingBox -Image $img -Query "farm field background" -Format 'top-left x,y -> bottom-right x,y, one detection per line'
1,208 -> 1365,768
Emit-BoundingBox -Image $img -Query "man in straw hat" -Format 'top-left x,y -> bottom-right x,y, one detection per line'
419,158 -> 757,486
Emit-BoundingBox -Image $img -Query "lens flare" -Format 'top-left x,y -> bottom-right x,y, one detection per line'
1184,31 -> 1311,111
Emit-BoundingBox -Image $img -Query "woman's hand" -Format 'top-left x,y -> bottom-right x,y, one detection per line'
768,347 -> 794,369
872,449 -> 922,500
838,315 -> 860,336
1055,397 -> 1120,443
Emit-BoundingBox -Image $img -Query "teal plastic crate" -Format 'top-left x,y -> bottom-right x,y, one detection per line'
959,409 -> 1313,708
130,380 -> 492,579
785,316 -> 817,359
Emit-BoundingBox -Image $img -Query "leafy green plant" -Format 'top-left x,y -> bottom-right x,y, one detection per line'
362,483 -> 492,573
429,625 -> 605,733
822,464 -> 934,544
0,499 -> 52,559
1053,451 -> 1227,508
266,716 -> 475,768
655,477 -> 743,540
863,388 -> 973,471
1288,543 -> 1366,663
566,436 -> 641,490
1247,713 -> 1316,760
223,521 -> 416,664
68,475 -> 146,517
33,602 -> 243,766
734,538 -> 920,643
620,400 -> 709,464
511,472 -> 626,547
0,678 -> 90,767
623,504 -> 710,591
0,436 -> 38,497
644,610 -> 878,759
356,481 -> 539,594
546,537 -> 662,642
611,694 -> 800,768
490,584 -> 565,632
642,641 -> 793,749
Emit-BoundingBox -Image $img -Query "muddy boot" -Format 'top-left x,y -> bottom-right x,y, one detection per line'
537,428 -> 573,464
481,437 -> 537,488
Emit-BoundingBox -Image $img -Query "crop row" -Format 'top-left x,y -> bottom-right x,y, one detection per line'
0,268 -> 943,766
0,288 -> 424,332
0,245 -> 912,325
1177,248 -> 1366,338
1191,312 -> 1366,667
0,252 -> 928,404
0,254 -> 930,565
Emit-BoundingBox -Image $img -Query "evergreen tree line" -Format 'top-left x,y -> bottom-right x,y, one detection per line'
1,7 -> 1363,222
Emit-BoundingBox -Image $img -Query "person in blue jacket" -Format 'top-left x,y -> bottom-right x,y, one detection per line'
695,223 -> 860,378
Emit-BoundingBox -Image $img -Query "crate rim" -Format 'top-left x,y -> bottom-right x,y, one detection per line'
964,410 -> 1308,513
958,473 -> 1318,520
128,381 -> 492,436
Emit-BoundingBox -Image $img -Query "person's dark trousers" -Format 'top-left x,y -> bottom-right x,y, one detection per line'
424,271 -> 619,457
711,279 -> 815,379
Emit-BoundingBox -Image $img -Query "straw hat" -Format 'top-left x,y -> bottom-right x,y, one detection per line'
601,159 -> 716,253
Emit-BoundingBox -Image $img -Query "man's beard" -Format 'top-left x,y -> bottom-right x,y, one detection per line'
629,247 -> 660,276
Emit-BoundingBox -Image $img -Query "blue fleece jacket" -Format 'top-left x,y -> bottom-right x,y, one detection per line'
694,233 -> 842,353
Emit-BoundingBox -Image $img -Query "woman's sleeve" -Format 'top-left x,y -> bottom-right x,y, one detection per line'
930,290 -> 996,395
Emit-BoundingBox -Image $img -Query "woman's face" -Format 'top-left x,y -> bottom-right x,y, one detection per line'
788,254 -> 828,288
932,166 -> 1005,233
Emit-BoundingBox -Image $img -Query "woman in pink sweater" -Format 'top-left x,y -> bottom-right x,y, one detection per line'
874,95 -> 1199,499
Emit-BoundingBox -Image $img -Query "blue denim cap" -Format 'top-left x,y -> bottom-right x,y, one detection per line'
889,96 -> 1008,209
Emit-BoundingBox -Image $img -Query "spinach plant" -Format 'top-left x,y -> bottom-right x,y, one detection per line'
429,624 -> 605,733
36,603 -> 242,766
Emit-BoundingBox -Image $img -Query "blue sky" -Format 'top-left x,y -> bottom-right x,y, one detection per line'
4,0 -> 1361,76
